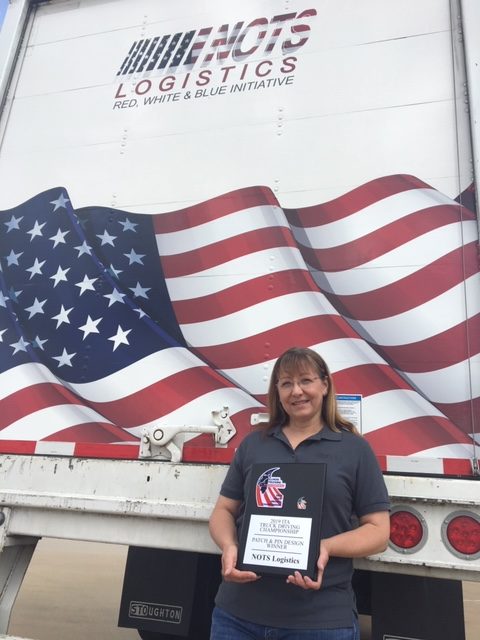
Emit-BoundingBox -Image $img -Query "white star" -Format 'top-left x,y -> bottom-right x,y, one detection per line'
50,265 -> 70,287
75,241 -> 92,257
0,291 -> 9,307
27,220 -> 46,241
108,325 -> 131,351
134,307 -> 147,319
52,348 -> 76,367
52,305 -> 73,328
50,193 -> 70,211
5,215 -> 23,232
5,250 -> 23,266
129,282 -> 151,299
119,218 -> 138,232
0,329 -> 7,342
104,288 -> 126,307
50,228 -> 69,247
96,230 -> 117,246
10,336 -> 30,355
26,258 -> 46,279
75,274 -> 97,295
124,249 -> 145,265
78,315 -> 102,340
32,335 -> 48,350
25,297 -> 47,319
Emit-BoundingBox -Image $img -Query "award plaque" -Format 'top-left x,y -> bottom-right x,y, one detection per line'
237,462 -> 326,579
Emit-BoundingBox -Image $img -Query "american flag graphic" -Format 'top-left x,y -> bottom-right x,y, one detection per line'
255,467 -> 286,508
0,176 -> 478,463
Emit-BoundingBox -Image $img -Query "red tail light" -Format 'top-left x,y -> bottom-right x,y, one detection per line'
443,511 -> 480,559
389,507 -> 426,552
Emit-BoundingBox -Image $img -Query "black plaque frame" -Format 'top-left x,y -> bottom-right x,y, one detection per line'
237,462 -> 326,579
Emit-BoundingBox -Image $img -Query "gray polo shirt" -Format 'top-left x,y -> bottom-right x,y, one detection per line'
215,426 -> 390,629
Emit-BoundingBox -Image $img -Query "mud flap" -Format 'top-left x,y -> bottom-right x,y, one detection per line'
118,547 -> 221,638
370,572 -> 465,640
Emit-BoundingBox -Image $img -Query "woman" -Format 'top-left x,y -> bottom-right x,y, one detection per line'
209,347 -> 390,639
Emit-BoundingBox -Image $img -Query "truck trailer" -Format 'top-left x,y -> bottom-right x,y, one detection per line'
0,1 -> 479,638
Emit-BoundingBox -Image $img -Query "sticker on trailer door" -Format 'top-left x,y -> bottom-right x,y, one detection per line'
336,395 -> 362,433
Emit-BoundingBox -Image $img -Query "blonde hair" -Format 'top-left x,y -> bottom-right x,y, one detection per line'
266,347 -> 359,434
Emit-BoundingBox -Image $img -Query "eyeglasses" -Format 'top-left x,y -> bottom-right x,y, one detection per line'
276,376 -> 321,392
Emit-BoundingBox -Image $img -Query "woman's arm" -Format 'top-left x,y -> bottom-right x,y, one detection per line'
323,510 -> 390,558
287,510 -> 390,590
209,495 -> 260,583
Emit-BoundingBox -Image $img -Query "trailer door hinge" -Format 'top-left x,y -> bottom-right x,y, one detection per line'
139,406 -> 237,462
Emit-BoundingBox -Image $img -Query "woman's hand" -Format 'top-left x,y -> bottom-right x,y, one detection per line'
286,541 -> 330,590
286,511 -> 389,590
221,543 -> 260,583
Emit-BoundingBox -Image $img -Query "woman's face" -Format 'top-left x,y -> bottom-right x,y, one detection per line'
276,365 -> 328,425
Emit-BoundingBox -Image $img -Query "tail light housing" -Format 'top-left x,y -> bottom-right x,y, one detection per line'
442,511 -> 480,560
389,506 -> 427,553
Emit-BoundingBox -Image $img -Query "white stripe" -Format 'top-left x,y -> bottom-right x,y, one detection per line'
312,221 -> 478,295
361,389 -> 446,435
67,348 -> 208,402
385,455 -> 445,473
352,273 -> 480,345
219,338 -> 387,396
35,441 -> 76,455
166,247 -> 307,301
400,355 -> 480,404
2,348 -> 207,404
0,404 -> 113,440
0,362 -> 60,399
180,291 -> 338,347
156,205 -> 288,255
290,188 -> 454,249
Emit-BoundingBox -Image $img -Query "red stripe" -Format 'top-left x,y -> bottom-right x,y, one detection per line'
433,397 -> 479,435
85,366 -> 240,427
0,383 -> 84,429
173,270 -> 314,323
183,445 -> 234,463
284,175 -> 429,225
296,206 -> 470,272
322,243 -> 478,321
366,314 -> 480,374
332,364 -> 412,396
193,315 -> 361,369
365,416 -> 472,456
0,440 -> 473,471
0,440 -> 37,454
442,458 -> 474,476
161,226 -> 296,278
42,422 -> 138,443
0,368 -> 255,434
153,186 -> 278,233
